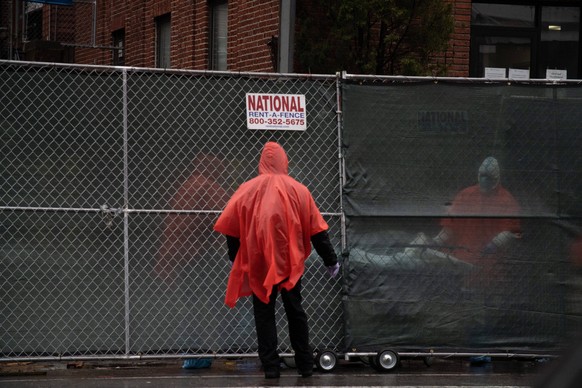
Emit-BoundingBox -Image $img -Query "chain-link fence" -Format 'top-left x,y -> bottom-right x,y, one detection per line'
1,61 -> 343,359
3,61 -> 582,362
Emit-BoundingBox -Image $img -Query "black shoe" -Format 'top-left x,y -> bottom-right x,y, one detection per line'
264,369 -> 280,379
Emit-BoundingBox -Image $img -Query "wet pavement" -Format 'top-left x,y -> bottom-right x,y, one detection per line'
0,356 -> 552,387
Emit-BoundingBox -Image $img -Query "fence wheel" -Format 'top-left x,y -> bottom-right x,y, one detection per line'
314,349 -> 338,372
372,349 -> 399,372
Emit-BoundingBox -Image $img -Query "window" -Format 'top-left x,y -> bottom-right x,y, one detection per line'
472,4 -> 535,28
470,2 -> 581,79
156,14 -> 171,68
473,36 -> 532,77
112,29 -> 125,66
25,8 -> 43,41
210,1 -> 228,70
539,7 -> 580,79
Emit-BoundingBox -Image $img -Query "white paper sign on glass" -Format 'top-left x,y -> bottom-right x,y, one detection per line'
508,68 -> 530,80
484,67 -> 506,79
546,69 -> 567,80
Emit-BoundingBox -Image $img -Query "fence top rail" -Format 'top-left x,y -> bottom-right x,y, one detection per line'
0,60 -> 338,80
3,60 -> 582,85
342,72 -> 582,86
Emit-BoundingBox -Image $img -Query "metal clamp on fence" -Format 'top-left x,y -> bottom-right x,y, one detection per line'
100,204 -> 122,228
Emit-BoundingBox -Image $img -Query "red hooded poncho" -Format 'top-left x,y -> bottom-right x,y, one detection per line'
214,142 -> 329,308
440,184 -> 521,264
155,154 -> 228,283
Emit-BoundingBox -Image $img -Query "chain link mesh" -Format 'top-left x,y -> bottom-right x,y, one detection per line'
6,63 -> 581,360
1,61 -> 342,358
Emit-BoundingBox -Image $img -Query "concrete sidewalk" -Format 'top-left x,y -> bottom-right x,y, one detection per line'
0,356 -> 549,387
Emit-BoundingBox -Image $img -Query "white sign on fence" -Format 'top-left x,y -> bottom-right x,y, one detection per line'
246,93 -> 307,131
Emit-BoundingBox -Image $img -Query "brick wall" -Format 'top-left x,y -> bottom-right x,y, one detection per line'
441,0 -> 471,77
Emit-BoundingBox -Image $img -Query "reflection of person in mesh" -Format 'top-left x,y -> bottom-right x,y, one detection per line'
213,142 -> 339,379
433,156 -> 521,365
154,153 -> 228,284
433,157 -> 521,268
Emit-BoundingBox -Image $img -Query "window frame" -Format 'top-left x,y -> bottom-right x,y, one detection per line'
112,29 -> 125,66
155,13 -> 171,69
209,0 -> 228,71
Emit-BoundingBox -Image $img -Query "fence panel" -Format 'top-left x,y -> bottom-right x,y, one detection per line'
124,70 -> 342,356
1,63 -> 125,357
341,76 -> 582,354
1,61 -> 342,359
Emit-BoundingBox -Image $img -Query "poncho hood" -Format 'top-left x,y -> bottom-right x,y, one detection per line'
214,142 -> 328,307
258,142 -> 288,175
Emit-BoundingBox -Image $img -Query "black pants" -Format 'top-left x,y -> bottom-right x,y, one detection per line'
252,278 -> 313,372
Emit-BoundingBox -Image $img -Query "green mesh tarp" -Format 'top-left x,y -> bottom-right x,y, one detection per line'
342,81 -> 582,353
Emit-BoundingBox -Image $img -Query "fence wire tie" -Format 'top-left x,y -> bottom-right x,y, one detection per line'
100,204 -> 122,228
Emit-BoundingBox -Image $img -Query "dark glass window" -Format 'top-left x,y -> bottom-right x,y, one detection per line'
472,4 -> 535,27
474,36 -> 531,77
25,8 -> 43,41
470,2 -> 581,79
210,0 -> 228,70
156,14 -> 171,68
539,6 -> 580,78
112,29 -> 125,66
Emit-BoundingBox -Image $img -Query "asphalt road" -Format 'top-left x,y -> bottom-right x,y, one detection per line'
0,355 -> 555,388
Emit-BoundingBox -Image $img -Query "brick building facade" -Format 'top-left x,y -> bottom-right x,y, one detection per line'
74,0 -> 281,72
0,0 -> 472,77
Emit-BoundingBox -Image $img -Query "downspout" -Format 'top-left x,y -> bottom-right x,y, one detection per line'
279,0 -> 295,73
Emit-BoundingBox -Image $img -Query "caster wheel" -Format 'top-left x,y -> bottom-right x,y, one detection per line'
373,349 -> 399,372
314,349 -> 337,372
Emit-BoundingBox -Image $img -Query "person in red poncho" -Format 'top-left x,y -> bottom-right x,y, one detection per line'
433,156 -> 521,365
155,153 -> 228,284
214,141 -> 340,379
434,156 -> 521,270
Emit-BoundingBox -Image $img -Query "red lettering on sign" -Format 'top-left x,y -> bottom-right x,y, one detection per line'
248,94 -> 305,112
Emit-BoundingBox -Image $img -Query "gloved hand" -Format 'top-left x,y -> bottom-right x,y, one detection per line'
228,260 -> 234,268
327,263 -> 340,278
482,241 -> 497,255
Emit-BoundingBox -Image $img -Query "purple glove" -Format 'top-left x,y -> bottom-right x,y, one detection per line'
327,263 -> 340,278
482,242 -> 497,255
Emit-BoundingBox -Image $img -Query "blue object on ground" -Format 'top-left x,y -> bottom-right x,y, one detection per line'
469,355 -> 492,365
182,358 -> 213,369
